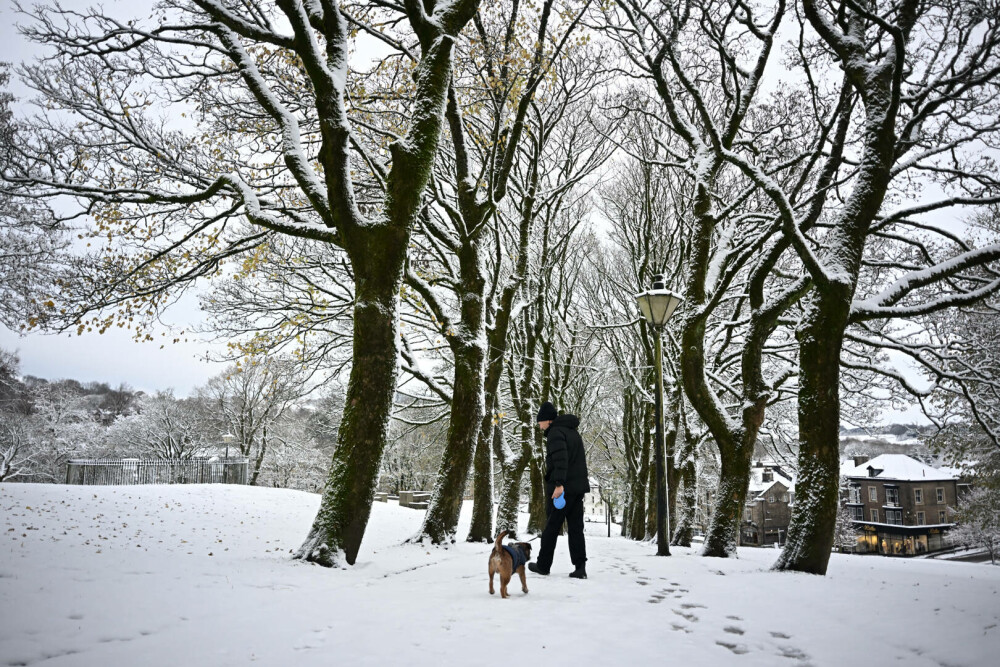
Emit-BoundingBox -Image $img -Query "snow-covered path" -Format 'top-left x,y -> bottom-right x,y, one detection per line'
2,484 -> 997,666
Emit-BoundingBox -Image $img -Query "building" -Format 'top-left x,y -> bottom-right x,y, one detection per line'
583,480 -> 607,522
841,454 -> 958,556
740,461 -> 795,547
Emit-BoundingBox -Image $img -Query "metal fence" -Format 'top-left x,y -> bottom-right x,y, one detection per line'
65,458 -> 249,486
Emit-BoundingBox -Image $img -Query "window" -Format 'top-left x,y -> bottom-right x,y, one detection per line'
914,489 -> 923,505
886,509 -> 902,525
768,495 -> 775,503
870,509 -> 879,522
782,493 -> 789,503
743,507 -> 752,521
936,487 -> 945,504
849,486 -> 861,503
851,506 -> 864,521
869,486 -> 878,502
938,510 -> 947,524
885,488 -> 900,506
916,511 -> 925,525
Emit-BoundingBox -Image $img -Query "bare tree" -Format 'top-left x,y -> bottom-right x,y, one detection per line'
2,0 -> 480,566
399,0 -> 595,545
196,356 -> 310,484
106,391 -> 204,460
951,486 -> 1000,565
770,0 -> 1000,574
603,0 -> 820,559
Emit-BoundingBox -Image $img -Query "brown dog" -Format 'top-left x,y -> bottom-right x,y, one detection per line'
488,530 -> 532,598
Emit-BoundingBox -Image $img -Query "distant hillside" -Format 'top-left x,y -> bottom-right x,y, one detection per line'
840,424 -> 935,463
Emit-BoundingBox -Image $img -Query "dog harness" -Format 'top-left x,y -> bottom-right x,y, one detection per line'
502,544 -> 528,572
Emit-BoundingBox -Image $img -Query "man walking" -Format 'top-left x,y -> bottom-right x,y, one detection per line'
528,401 -> 590,579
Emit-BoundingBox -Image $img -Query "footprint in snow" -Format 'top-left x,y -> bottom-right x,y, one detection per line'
776,644 -> 810,661
672,608 -> 698,622
716,640 -> 749,655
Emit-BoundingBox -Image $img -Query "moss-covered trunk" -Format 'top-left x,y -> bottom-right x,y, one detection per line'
774,292 -> 850,573
295,240 -> 407,565
701,442 -> 754,557
417,235 -> 486,544
467,410 -> 495,542
419,341 -> 485,543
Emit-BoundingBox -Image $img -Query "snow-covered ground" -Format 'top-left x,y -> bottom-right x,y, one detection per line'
2,484 -> 997,666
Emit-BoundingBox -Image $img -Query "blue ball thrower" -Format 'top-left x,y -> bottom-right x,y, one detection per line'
553,491 -> 566,509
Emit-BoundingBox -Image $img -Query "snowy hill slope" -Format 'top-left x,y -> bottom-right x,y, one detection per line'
1,483 -> 997,666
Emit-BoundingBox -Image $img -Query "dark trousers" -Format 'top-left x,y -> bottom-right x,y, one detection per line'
536,491 -> 587,572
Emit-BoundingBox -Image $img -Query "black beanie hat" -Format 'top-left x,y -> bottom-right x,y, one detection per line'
536,401 -> 558,422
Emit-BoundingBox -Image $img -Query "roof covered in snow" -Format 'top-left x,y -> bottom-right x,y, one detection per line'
840,454 -> 955,482
747,463 -> 795,499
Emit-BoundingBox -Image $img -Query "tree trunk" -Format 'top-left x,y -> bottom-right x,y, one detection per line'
467,409 -> 495,542
249,430 -> 266,487
774,291 -> 849,574
671,425 -> 698,547
665,385 -> 681,546
527,454 -> 546,534
702,439 -> 754,557
295,247 -> 406,566
417,341 -> 485,544
667,446 -> 679,541
495,464 -> 524,538
644,444 -> 657,541
415,231 -> 487,544
620,389 -> 641,539
495,420 -> 532,538
629,409 -> 651,539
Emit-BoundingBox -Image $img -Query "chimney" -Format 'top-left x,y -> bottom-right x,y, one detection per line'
853,455 -> 869,467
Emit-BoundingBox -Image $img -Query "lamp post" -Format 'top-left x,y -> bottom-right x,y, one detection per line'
635,274 -> 684,556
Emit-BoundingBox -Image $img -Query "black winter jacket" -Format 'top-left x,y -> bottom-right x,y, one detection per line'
543,414 -> 591,496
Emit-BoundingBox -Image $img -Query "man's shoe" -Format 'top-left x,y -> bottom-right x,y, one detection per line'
528,563 -> 549,575
569,567 -> 587,579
